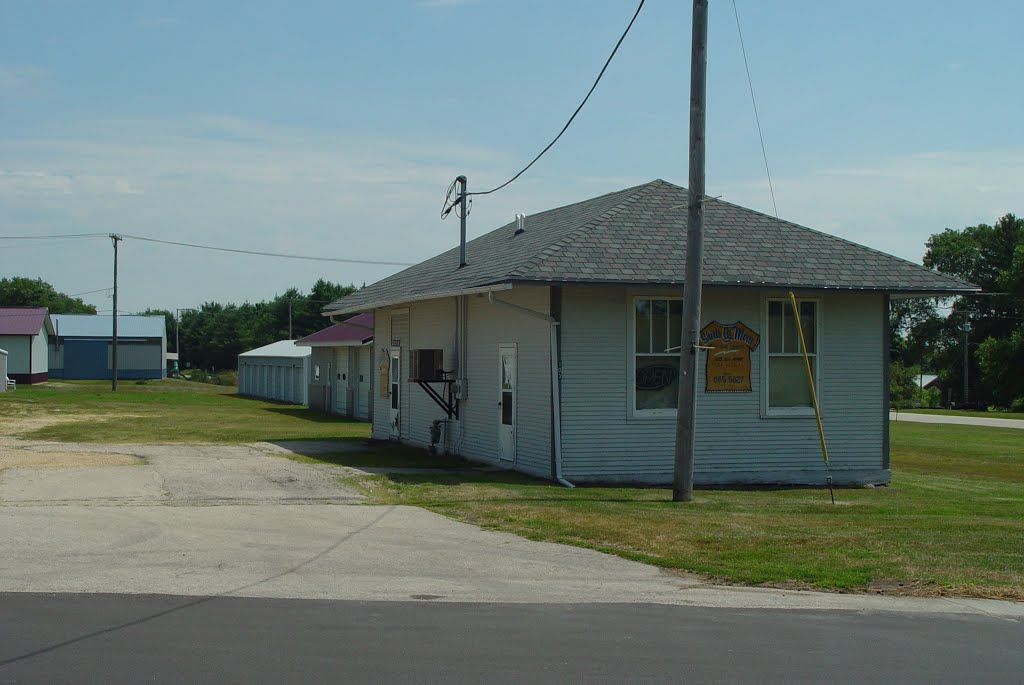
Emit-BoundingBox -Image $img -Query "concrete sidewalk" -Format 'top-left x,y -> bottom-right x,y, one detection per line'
890,411 -> 1024,429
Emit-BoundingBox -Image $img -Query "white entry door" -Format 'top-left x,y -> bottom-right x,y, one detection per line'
389,347 -> 401,437
498,344 -> 517,462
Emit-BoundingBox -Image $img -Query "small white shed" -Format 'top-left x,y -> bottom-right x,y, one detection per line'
237,340 -> 311,405
0,348 -> 8,392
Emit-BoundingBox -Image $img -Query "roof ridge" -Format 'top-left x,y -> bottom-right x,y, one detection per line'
507,180 -> 665,278
710,195 -> 978,290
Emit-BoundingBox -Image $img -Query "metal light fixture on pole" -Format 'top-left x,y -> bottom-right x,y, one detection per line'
672,0 -> 708,503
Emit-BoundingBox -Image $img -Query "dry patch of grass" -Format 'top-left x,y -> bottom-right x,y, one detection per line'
0,442 -> 142,471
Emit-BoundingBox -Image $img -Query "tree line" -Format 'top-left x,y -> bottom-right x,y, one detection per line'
889,213 -> 1024,411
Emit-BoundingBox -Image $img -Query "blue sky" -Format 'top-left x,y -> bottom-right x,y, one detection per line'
2,0 -> 1022,313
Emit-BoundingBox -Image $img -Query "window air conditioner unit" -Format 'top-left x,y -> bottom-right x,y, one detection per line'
409,349 -> 445,382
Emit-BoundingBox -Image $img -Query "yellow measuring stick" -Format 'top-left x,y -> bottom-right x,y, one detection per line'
788,291 -> 834,502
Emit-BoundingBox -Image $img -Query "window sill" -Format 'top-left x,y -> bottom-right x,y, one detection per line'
629,409 -> 677,420
762,408 -> 817,419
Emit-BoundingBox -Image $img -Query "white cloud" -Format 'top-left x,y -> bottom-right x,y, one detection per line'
719,149 -> 1024,263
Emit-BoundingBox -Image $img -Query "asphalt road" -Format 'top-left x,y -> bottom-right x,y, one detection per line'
0,594 -> 1020,684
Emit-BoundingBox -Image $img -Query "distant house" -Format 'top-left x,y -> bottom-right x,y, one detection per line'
0,307 -> 53,384
295,312 -> 374,420
323,179 -> 978,486
49,314 -> 167,380
237,340 -> 311,405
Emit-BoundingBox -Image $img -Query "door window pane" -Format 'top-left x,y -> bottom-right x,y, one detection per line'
501,391 -> 513,424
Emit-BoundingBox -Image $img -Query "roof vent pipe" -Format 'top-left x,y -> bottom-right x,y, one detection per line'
514,213 -> 525,236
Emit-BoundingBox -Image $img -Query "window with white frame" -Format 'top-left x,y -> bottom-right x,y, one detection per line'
633,297 -> 683,413
766,298 -> 818,411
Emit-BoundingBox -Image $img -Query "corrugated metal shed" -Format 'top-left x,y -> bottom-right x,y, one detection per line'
237,340 -> 310,405
239,340 -> 312,358
50,314 -> 165,339
49,314 -> 166,380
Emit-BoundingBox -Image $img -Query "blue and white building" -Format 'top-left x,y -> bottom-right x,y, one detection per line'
49,314 -> 167,380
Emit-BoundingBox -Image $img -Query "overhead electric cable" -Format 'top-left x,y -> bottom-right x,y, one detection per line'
0,233 -> 108,240
117,234 -> 415,266
442,0 -> 646,217
731,0 -> 778,218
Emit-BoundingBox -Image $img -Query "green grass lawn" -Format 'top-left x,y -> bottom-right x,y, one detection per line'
0,379 -> 371,443
344,422 -> 1024,600
902,408 -> 1024,420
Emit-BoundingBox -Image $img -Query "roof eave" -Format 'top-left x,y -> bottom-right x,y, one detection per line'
322,282 -> 513,317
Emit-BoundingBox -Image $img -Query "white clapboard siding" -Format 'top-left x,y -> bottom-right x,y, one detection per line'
458,286 -> 552,478
370,286 -> 553,478
357,346 -> 372,420
559,286 -> 885,484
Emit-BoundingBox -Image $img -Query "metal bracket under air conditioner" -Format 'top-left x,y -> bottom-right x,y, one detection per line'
414,379 -> 459,420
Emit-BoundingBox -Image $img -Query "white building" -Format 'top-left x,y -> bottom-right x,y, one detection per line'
237,340 -> 311,405
0,307 -> 52,384
295,312 -> 374,420
323,180 -> 978,485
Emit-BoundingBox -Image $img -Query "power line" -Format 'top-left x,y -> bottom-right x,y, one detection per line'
117,233 -> 416,266
0,232 -> 415,266
442,0 -> 646,217
0,233 -> 108,240
732,0 -> 778,218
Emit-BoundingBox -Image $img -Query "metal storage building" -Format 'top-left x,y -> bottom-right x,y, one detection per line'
237,340 -> 310,405
49,314 -> 167,380
0,307 -> 53,384
0,348 -> 9,392
296,313 -> 374,420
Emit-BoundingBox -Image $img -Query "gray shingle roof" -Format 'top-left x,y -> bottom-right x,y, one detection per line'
325,179 -> 977,315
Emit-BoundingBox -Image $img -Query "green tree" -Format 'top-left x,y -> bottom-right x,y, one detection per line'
142,309 -> 177,351
889,363 -> 919,410
923,213 -> 1024,407
0,277 -> 97,313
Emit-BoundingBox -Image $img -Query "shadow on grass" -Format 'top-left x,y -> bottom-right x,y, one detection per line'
261,405 -> 369,425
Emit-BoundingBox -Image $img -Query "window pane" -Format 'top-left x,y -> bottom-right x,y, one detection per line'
800,301 -> 816,353
783,301 -> 801,353
501,391 -> 513,424
769,356 -> 814,407
635,299 -> 651,354
636,356 -> 680,410
768,301 -> 783,353
652,299 -> 669,352
669,299 -> 683,352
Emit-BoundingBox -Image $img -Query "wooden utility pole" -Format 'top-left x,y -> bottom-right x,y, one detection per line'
673,0 -> 708,503
111,234 -> 122,391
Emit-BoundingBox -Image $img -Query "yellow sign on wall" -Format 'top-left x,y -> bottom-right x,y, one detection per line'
699,321 -> 760,392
